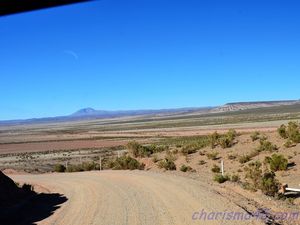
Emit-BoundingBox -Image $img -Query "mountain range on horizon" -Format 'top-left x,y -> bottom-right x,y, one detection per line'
1,99 -> 300,126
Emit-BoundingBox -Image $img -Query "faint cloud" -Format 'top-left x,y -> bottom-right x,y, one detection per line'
63,50 -> 79,60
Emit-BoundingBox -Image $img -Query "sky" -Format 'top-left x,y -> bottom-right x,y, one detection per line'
0,0 -> 300,120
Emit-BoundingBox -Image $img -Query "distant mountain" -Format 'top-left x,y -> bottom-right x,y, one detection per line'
0,107 -> 213,125
70,107 -> 212,118
1,99 -> 300,126
211,100 -> 300,113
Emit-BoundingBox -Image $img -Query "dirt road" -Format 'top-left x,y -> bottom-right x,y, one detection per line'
10,171 -> 263,225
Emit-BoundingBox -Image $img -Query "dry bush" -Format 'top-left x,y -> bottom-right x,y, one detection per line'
211,164 -> 221,173
244,160 -> 280,197
198,160 -> 206,165
278,122 -> 300,144
231,174 -> 240,183
108,155 -> 145,170
239,155 -> 251,164
206,151 -> 219,160
54,164 -> 66,172
264,154 -> 288,172
250,131 -> 260,142
180,164 -> 194,172
257,140 -> 278,152
158,159 -> 176,170
214,174 -> 230,183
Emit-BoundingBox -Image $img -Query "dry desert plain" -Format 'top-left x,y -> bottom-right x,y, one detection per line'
1,107 -> 300,225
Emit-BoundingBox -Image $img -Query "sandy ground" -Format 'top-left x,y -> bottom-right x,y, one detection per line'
10,171 -> 263,225
0,140 -> 129,154
0,125 -> 278,154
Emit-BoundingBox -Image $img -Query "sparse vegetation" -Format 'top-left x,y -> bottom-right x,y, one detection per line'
198,160 -> 206,165
264,154 -> 288,172
158,157 -> 176,171
54,164 -> 66,173
209,129 -> 237,149
206,151 -> 219,160
239,155 -> 251,164
127,141 -> 169,158
228,154 -> 237,160
260,172 -> 280,197
181,146 -> 197,155
257,139 -> 278,152
278,121 -> 300,145
211,164 -> 221,173
210,132 -> 219,149
214,174 -> 230,183
244,160 -> 280,197
231,174 -> 240,183
278,124 -> 288,139
108,155 -> 145,170
239,150 -> 260,164
161,136 -> 211,151
244,161 -> 263,190
250,131 -> 260,142
180,164 -> 194,172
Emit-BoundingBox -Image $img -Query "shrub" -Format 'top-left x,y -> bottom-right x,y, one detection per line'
54,164 -> 66,172
127,141 -> 142,157
228,154 -> 237,160
66,164 -> 84,172
278,124 -> 288,139
158,158 -> 176,170
287,122 -> 300,143
260,172 -> 280,197
227,129 -> 238,139
264,154 -> 288,172
180,164 -> 193,172
198,160 -> 206,165
231,174 -> 240,183
127,141 -> 156,158
250,131 -> 260,142
214,174 -> 230,183
239,155 -> 251,164
244,160 -> 281,197
112,155 -> 145,170
210,132 -> 220,148
244,161 -> 263,189
218,136 -> 233,149
278,122 -> 300,144
82,161 -> 97,171
206,151 -> 219,160
257,140 -> 277,152
181,146 -> 197,155
218,129 -> 237,149
211,164 -> 221,173
199,150 -> 206,156
209,130 -> 237,149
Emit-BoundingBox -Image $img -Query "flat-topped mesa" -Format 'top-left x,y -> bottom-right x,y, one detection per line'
212,100 -> 300,113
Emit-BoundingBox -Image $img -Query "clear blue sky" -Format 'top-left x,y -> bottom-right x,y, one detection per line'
0,0 -> 300,120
